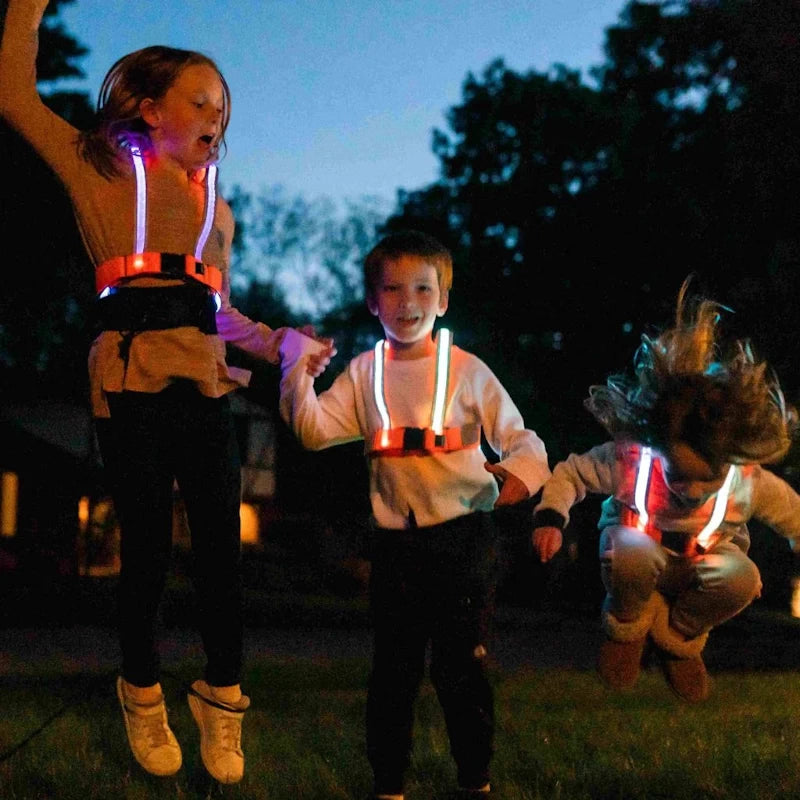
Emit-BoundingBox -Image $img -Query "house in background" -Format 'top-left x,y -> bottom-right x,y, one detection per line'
0,393 -> 280,577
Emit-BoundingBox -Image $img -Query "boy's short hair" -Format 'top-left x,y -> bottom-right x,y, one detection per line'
364,230 -> 453,299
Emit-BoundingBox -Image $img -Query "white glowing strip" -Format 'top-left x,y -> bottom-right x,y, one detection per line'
696,465 -> 736,547
373,340 -> 391,446
431,328 -> 451,435
130,147 -> 147,254
634,446 -> 653,528
195,164 -> 217,261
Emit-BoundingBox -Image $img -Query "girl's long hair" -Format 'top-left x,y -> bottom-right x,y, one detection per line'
78,46 -> 231,178
586,279 -> 796,466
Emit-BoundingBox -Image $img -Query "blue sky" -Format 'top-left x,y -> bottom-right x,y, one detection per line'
59,0 -> 626,207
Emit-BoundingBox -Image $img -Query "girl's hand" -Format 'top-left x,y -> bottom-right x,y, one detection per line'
298,325 -> 337,377
532,526 -> 562,563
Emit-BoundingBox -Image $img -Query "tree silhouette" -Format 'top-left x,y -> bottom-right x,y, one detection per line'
383,0 -> 800,461
0,0 -> 93,403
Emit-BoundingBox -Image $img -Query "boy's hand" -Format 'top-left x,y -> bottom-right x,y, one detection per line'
297,325 -> 337,377
532,526 -> 562,563
484,462 -> 529,507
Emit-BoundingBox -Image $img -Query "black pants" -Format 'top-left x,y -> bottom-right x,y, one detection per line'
366,511 -> 497,794
95,384 -> 243,687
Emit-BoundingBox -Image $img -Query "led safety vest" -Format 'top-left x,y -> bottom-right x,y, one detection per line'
621,445 -> 736,555
369,328 -> 481,456
94,146 -> 223,305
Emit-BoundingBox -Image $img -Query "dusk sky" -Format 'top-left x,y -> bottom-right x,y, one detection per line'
59,0 -> 626,207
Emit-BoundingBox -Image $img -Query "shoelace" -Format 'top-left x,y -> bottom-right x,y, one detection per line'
127,704 -> 171,747
212,715 -> 242,752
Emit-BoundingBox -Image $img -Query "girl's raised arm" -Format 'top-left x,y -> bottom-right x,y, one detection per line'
0,0 -> 82,174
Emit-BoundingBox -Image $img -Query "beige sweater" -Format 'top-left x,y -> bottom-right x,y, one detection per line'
0,0 -> 282,416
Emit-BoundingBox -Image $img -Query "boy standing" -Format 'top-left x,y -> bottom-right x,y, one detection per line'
279,230 -> 551,799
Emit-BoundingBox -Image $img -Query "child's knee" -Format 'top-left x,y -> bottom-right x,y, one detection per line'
601,525 -> 666,589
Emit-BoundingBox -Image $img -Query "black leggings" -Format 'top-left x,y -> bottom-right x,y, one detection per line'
95,384 -> 242,687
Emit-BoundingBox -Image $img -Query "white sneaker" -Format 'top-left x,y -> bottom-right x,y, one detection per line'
116,676 -> 182,776
187,679 -> 250,784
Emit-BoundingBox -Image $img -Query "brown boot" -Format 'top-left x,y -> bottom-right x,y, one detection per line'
659,653 -> 711,704
648,593 -> 711,703
597,636 -> 647,689
598,594 -> 661,690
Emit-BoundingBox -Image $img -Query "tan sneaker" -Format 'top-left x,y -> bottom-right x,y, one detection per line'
116,677 -> 182,776
660,653 -> 711,703
597,636 -> 647,690
187,680 -> 250,784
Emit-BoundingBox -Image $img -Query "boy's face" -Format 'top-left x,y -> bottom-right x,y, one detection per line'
367,256 -> 448,359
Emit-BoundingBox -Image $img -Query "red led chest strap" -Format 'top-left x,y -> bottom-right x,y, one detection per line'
95,147 -> 222,298
95,252 -> 222,295
369,329 -> 479,456
622,446 -> 736,555
369,423 -> 481,457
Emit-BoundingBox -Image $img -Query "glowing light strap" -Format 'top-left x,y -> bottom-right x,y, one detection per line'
696,465 -> 736,548
633,450 -> 735,549
130,146 -> 147,254
373,340 -> 391,448
633,446 -> 653,530
195,164 -> 217,261
431,327 -> 451,435
373,329 -> 452,449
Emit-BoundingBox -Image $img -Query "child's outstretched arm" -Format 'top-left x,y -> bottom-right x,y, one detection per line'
212,204 -> 334,376
531,441 -> 617,562
278,328 -> 362,450
0,0 -> 80,177
750,465 -> 800,548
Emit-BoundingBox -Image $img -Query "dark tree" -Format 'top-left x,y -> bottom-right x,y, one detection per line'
0,0 -> 93,403
384,0 -> 800,459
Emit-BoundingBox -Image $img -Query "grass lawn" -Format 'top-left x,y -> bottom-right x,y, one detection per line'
3,652 -> 800,800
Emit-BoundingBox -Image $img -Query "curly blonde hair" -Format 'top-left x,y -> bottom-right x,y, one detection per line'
586,279 -> 796,467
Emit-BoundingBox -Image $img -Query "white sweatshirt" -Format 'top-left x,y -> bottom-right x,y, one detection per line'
280,332 -> 551,529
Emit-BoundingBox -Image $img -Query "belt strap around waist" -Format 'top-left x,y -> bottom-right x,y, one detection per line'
94,283 -> 218,334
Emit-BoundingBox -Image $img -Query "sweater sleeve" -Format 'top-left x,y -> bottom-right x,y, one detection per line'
213,201 -> 286,364
478,365 -> 551,496
0,0 -> 81,182
750,466 -> 800,546
532,441 -> 617,529
279,330 -> 363,450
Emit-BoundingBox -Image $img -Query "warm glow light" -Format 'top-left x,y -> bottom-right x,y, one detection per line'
791,577 -> 800,619
1,472 -> 18,537
195,164 -> 217,260
634,447 -> 652,528
696,465 -> 735,548
431,328 -> 451,435
78,496 -> 90,534
240,503 -> 260,545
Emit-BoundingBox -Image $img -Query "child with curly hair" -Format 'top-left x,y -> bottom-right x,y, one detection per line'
533,280 -> 800,702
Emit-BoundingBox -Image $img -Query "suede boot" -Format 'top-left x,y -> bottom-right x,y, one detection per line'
598,593 -> 660,690
648,593 -> 711,703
